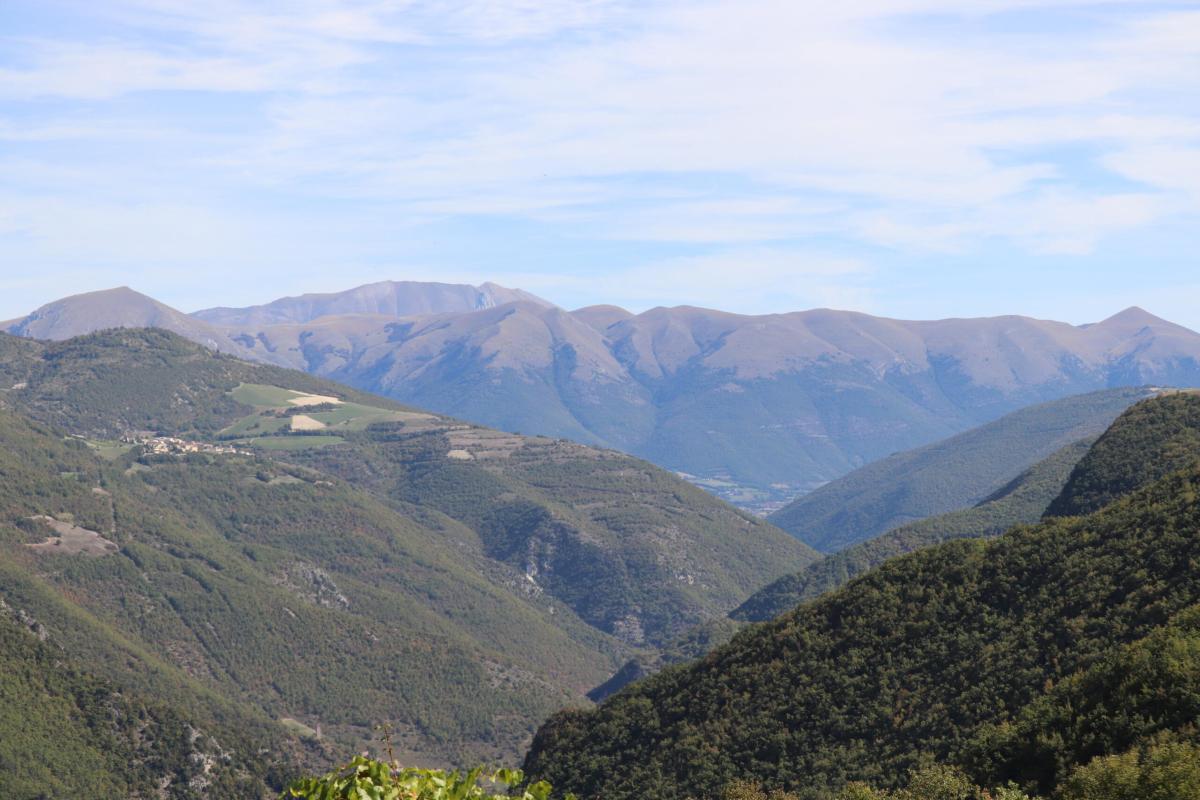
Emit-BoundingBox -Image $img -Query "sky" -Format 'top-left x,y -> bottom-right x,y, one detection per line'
1,0 -> 1199,328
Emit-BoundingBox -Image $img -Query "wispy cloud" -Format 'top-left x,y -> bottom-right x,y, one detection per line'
0,0 -> 1198,324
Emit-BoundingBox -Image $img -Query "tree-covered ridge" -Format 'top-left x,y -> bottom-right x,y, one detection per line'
1046,390 -> 1200,517
733,437 -> 1095,622
0,328 -> 410,439
0,328 -> 817,648
522,459 -> 1200,799
766,388 -> 1149,552
284,427 -> 814,647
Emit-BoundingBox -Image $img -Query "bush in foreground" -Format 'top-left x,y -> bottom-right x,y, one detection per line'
283,757 -> 573,800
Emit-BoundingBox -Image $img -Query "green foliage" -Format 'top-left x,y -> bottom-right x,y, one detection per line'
768,388 -> 1148,552
1047,391 -> 1200,517
743,766 -> 1035,800
965,605 -> 1200,794
724,779 -> 802,800
1058,740 -> 1200,800
284,757 -> 569,800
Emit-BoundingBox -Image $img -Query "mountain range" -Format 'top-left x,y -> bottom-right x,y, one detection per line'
3,298 -> 1200,798
8,284 -> 1200,513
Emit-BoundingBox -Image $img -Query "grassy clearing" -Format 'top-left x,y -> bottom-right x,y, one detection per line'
230,383 -> 315,408
306,402 -> 431,431
84,439 -> 135,460
222,414 -> 290,437
224,384 -> 434,440
279,718 -> 320,741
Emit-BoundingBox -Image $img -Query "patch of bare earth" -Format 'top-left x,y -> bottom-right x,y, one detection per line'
446,428 -> 528,460
289,414 -> 327,431
287,393 -> 343,407
25,515 -> 117,556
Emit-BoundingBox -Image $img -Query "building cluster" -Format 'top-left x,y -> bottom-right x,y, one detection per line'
134,436 -> 243,456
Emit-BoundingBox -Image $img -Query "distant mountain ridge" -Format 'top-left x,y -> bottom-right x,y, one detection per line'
8,284 -> 1200,512
193,280 -> 553,327
5,286 -> 277,362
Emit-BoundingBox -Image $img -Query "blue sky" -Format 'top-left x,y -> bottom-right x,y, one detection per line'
1,0 -> 1198,328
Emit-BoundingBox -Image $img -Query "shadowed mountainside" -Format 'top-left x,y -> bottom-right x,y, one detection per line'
733,435 -> 1097,623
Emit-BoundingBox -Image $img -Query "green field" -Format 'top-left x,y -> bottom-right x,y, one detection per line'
223,384 -> 430,439
229,382 -> 326,408
302,402 -> 426,431
221,413 -> 290,437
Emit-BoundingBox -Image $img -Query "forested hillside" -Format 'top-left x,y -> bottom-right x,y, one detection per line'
0,328 -> 815,778
767,388 -> 1150,551
1047,389 -> 1200,517
0,609 -> 289,799
0,329 -> 815,646
588,413 -> 1137,697
733,436 -> 1095,622
741,392 -> 1200,623
523,393 -> 1200,799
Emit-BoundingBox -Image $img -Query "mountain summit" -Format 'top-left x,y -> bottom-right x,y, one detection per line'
193,280 -> 553,327
3,287 -> 278,364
